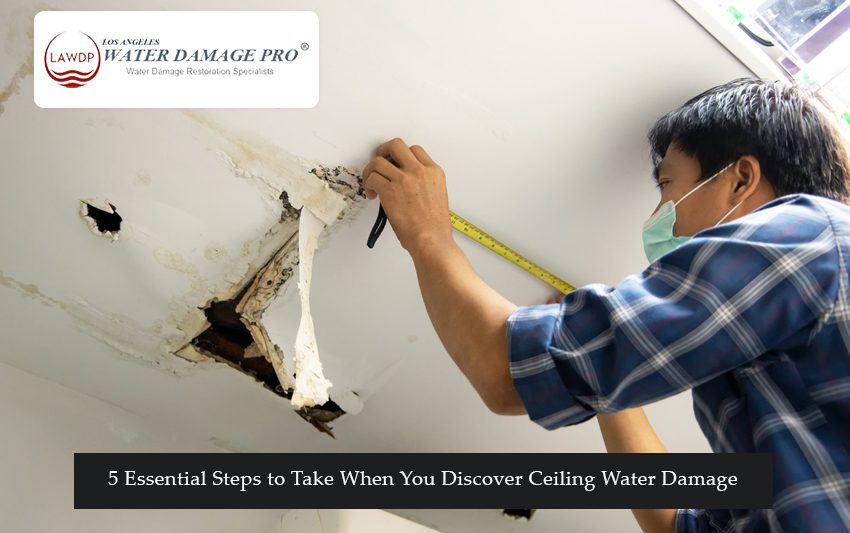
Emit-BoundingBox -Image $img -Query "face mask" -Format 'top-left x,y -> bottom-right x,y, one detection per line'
642,162 -> 743,263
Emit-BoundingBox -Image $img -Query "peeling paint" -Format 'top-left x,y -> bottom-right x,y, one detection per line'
214,149 -> 283,218
177,203 -> 352,433
182,110 -> 363,223
233,232 -> 300,393
1,90 -> 369,425
174,343 -> 209,363
162,217 -> 302,361
178,110 -> 370,410
278,190 -> 301,222
242,342 -> 264,359
309,164 -> 365,200
291,207 -> 333,408
170,112 -> 366,347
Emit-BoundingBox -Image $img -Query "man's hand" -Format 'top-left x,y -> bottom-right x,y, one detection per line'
361,138 -> 453,255
363,139 -> 523,414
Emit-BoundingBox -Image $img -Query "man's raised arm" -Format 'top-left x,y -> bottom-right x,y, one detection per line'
361,137 -> 524,414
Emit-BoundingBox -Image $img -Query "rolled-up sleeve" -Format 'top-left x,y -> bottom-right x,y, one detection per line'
675,508 -> 714,532
505,199 -> 840,430
506,302 -> 597,427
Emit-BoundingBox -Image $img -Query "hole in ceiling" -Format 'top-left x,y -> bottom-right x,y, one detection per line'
178,168 -> 367,437
191,286 -> 347,438
502,509 -> 536,520
83,202 -> 123,233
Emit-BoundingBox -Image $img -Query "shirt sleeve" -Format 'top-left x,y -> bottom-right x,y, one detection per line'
675,508 -> 714,532
505,197 -> 840,430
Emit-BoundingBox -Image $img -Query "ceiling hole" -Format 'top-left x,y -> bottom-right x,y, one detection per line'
191,290 -> 346,438
81,201 -> 122,235
502,509 -> 535,520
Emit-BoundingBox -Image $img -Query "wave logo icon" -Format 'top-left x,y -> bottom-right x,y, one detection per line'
44,32 -> 101,88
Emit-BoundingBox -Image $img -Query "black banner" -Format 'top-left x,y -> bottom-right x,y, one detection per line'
74,452 -> 773,509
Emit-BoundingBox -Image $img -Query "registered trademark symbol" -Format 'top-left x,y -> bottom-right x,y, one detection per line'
301,43 -> 309,51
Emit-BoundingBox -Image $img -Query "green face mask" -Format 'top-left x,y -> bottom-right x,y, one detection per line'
642,163 -> 742,263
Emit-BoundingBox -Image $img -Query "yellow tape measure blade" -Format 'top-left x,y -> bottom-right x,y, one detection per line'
449,211 -> 575,294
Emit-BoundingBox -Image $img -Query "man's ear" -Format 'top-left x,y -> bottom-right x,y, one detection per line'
732,155 -> 762,196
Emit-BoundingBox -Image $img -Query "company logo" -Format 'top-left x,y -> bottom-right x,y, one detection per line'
44,32 -> 101,88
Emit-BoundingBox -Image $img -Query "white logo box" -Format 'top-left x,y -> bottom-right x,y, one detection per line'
34,11 -> 319,108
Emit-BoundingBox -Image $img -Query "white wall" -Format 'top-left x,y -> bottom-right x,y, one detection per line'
0,361 -> 285,533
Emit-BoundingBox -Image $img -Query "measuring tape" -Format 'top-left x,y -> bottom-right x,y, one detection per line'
449,211 -> 575,295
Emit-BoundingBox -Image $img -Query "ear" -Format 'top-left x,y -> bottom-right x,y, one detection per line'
732,155 -> 762,196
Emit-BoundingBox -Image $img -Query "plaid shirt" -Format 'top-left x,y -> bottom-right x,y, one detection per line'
506,193 -> 850,532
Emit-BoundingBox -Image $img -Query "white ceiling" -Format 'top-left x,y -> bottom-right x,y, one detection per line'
0,0 -> 752,531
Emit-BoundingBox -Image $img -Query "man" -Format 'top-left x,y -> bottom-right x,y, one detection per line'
361,78 -> 850,532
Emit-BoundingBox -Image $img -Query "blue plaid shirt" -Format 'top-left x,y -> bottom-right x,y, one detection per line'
506,193 -> 850,532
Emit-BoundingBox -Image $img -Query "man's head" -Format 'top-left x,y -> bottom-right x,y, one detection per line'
647,78 -> 850,237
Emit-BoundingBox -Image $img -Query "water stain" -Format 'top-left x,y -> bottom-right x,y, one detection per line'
204,243 -> 228,262
154,249 -> 199,275
0,56 -> 33,115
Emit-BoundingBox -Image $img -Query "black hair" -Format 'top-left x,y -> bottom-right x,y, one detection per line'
648,78 -> 850,202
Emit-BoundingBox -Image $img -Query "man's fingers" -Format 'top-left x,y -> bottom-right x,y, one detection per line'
376,137 -> 419,170
363,168 -> 391,199
410,145 -> 437,167
362,139 -> 432,200
371,156 -> 406,182
362,156 -> 405,199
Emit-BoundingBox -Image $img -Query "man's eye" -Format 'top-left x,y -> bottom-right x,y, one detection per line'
655,181 -> 666,190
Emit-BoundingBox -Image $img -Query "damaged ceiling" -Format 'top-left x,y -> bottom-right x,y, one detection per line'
0,0 -> 753,530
